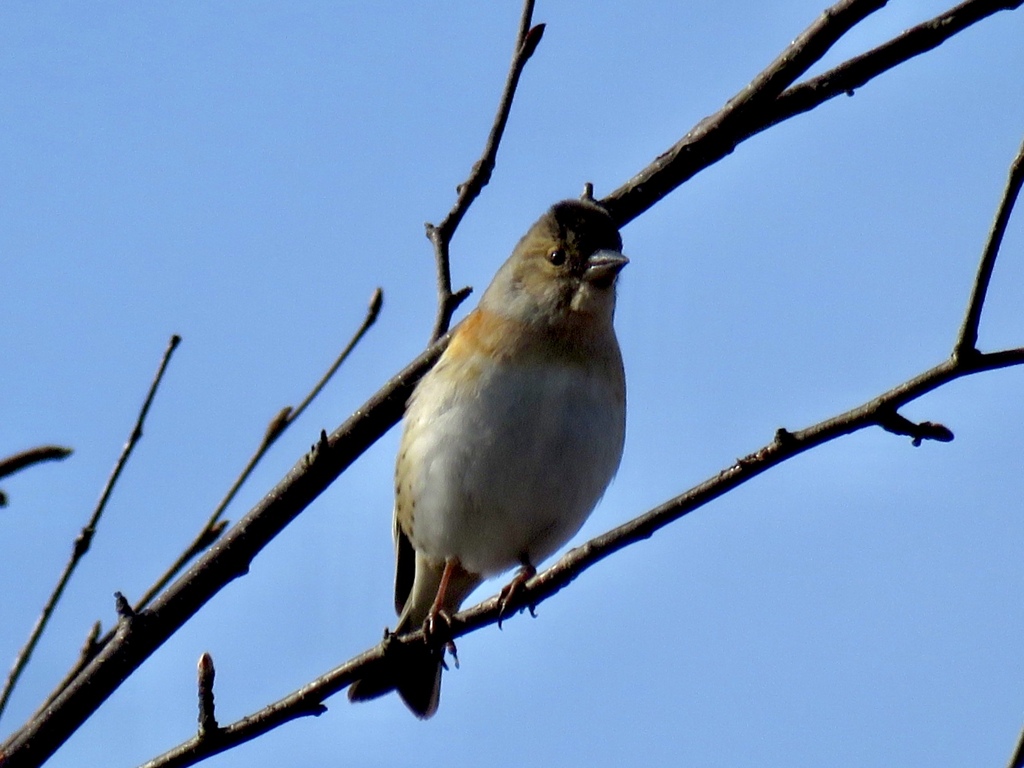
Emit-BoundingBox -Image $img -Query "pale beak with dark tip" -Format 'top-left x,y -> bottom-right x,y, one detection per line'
584,250 -> 629,288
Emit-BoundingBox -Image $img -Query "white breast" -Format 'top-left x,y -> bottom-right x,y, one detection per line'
401,356 -> 625,577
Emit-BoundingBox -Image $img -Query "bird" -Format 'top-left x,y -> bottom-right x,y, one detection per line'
348,198 -> 628,718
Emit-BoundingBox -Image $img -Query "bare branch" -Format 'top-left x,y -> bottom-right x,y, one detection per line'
956,135 -> 1024,358
0,445 -> 73,508
767,0 -> 1024,131
133,287 -> 384,614
0,446 -> 73,483
601,0 -> 1023,226
1007,723 -> 1024,768
113,591 -> 135,622
426,0 -> 545,340
877,409 -> 955,446
0,335 -> 180,723
290,287 -> 384,421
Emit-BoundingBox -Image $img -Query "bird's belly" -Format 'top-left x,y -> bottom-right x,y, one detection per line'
403,362 -> 624,577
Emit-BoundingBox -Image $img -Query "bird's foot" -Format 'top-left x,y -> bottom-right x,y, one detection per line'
421,610 -> 459,670
422,608 -> 453,643
497,564 -> 536,629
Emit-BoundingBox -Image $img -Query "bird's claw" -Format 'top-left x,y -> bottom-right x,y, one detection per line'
497,565 -> 536,629
446,640 -> 460,670
422,609 -> 453,644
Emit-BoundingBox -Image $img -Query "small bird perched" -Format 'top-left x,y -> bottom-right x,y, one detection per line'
348,198 -> 628,718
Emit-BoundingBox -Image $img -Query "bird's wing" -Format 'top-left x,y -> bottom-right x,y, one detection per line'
393,514 -> 415,616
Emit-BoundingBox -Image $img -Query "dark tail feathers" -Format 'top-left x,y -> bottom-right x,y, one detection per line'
348,640 -> 443,719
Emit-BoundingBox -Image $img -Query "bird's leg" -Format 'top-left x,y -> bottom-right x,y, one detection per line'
497,560 -> 536,629
423,558 -> 458,651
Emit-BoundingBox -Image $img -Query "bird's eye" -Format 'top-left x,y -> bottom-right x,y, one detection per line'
547,248 -> 566,266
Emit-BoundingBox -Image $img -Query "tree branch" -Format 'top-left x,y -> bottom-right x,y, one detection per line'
767,0 -> 1024,133
426,0 -> 545,341
600,0 -> 1023,226
0,446 -> 73,509
1007,723 -> 1024,768
0,335 -> 180,724
0,446 -> 73,484
956,134 -> 1024,358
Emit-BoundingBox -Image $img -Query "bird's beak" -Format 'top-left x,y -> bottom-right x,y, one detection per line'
584,250 -> 629,287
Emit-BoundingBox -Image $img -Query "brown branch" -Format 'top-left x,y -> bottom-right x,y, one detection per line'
600,0 -> 1023,226
0,446 -> 73,508
426,0 -> 545,340
876,409 -> 955,446
0,446 -> 73,483
1007,723 -> 1024,768
766,0 -> 1024,133
0,335 -> 180,724
956,135 -> 1024,358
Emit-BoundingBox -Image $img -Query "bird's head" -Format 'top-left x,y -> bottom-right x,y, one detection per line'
481,199 -> 628,330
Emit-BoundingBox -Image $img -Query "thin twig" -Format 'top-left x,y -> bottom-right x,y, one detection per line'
766,0 -> 1024,133
0,446 -> 73,508
956,135 -> 1024,358
425,0 -> 545,340
133,288 -> 383,614
0,335 -> 180,723
1007,723 -> 1024,768
600,0 -> 1023,226
601,0 -> 886,224
0,446 -> 73,482
877,409 -> 955,446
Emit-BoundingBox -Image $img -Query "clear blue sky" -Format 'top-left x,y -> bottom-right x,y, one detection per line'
3,2 -> 1024,766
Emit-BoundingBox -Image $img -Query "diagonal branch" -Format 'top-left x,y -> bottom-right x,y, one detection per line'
1007,723 -> 1024,768
601,0 -> 1023,226
0,446 -> 73,483
766,0 -> 1024,133
426,0 -> 545,341
0,446 -> 73,508
956,135 -> 1024,358
0,335 -> 180,723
